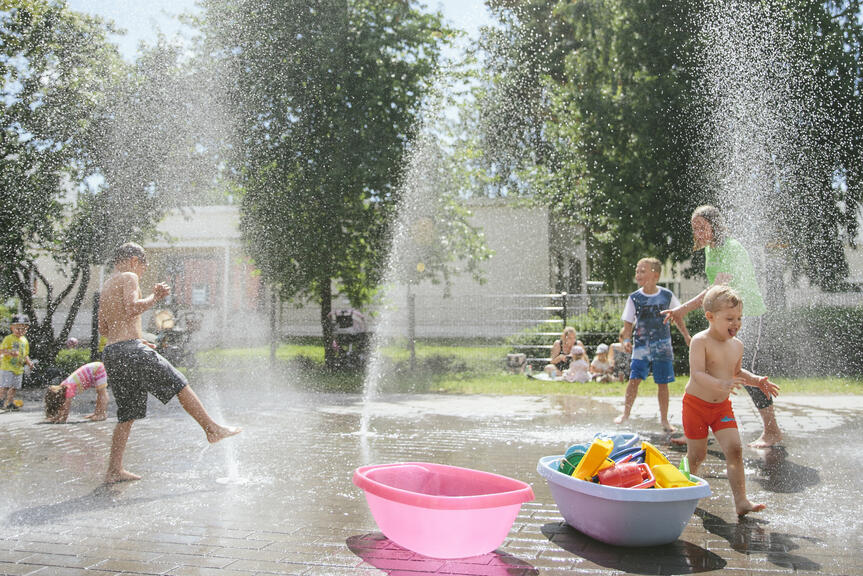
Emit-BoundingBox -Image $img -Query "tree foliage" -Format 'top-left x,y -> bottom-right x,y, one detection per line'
0,1 -> 209,368
473,0 -> 863,291
200,0 -> 486,360
0,0 -> 124,365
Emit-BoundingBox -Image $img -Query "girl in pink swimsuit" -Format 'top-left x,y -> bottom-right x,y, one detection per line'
45,362 -> 109,423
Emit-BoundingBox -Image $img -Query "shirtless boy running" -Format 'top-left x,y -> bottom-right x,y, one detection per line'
683,285 -> 779,516
99,242 -> 240,484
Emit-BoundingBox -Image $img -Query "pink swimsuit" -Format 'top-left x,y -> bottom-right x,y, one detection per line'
61,362 -> 107,399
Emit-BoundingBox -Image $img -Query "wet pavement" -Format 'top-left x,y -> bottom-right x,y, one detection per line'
1,373 -> 861,575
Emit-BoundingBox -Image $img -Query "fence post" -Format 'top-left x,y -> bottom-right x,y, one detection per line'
269,290 -> 277,366
560,291 -> 567,328
408,285 -> 416,371
90,292 -> 100,362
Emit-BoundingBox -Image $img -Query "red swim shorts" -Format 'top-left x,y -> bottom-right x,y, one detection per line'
682,393 -> 738,440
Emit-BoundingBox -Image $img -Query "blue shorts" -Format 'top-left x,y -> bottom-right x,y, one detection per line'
629,358 -> 675,384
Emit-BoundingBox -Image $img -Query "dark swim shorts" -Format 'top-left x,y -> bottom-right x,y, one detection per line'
102,339 -> 188,422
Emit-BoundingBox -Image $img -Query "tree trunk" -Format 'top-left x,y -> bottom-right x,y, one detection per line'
319,276 -> 334,370
12,263 -> 90,386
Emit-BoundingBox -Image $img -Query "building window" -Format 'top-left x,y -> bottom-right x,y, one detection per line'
191,284 -> 210,307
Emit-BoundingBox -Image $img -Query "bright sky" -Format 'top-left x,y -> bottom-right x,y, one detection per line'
65,0 -> 493,61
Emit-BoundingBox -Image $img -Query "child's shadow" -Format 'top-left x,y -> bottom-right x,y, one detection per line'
694,508 -> 821,571
540,522 -> 726,574
7,484 -> 211,526
748,446 -> 820,493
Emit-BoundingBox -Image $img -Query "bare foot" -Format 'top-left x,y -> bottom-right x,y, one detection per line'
105,469 -> 141,484
736,500 -> 766,516
748,432 -> 782,448
662,422 -> 677,433
670,436 -> 687,446
614,414 -> 628,425
206,425 -> 242,444
85,413 -> 107,421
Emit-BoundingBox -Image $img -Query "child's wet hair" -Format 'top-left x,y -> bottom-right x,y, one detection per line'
110,242 -> 146,267
44,384 -> 66,420
703,285 -> 742,313
638,257 -> 662,275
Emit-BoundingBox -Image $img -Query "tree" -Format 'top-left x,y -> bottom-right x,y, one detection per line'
690,0 -> 863,291
473,0 -> 863,291
0,2 -> 217,372
0,0 -> 126,369
201,0 -> 472,364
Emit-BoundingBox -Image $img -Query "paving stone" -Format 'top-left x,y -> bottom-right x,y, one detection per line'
1,386 -> 860,575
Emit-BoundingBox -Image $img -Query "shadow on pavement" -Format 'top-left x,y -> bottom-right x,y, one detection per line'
6,484 -> 213,526
694,508 -> 821,571
540,522 -> 726,574
346,532 -> 539,575
748,446 -> 820,493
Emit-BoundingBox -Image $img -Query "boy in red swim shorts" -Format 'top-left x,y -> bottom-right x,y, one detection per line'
683,285 -> 780,516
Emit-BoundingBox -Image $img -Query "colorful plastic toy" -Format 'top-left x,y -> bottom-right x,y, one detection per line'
558,443 -> 589,475
642,441 -> 672,469
652,464 -> 698,488
572,437 -> 614,480
614,448 -> 645,464
597,462 -> 655,489
537,455 -> 711,546
679,456 -> 691,480
598,432 -> 641,460
353,462 -> 534,558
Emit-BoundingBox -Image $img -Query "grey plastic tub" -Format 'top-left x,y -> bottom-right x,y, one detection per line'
537,455 -> 711,547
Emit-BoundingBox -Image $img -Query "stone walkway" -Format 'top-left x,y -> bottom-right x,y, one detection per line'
1,377 -> 861,575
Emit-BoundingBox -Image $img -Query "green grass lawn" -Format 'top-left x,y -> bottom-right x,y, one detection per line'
197,343 -> 863,395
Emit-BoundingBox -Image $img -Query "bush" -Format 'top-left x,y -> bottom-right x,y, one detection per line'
670,305 -> 863,378
759,306 -> 863,377
55,348 -> 92,380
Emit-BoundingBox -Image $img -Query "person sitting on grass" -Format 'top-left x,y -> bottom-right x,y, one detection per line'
544,326 -> 584,377
590,343 -> 615,382
45,362 -> 110,424
563,345 -> 591,383
683,285 -> 779,516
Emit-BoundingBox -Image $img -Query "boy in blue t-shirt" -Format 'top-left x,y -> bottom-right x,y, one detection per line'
614,258 -> 691,431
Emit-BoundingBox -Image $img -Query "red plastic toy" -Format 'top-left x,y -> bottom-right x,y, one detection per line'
597,462 -> 655,489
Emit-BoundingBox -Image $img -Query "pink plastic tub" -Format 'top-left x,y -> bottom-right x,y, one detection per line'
353,462 -> 534,558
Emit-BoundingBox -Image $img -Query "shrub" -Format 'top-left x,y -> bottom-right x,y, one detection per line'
55,348 -> 92,380
759,305 -> 863,377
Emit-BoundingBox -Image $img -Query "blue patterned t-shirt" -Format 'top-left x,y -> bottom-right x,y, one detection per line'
621,287 -> 681,362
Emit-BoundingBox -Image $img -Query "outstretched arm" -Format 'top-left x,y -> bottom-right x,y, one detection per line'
737,368 -> 781,397
662,288 -> 707,325
122,274 -> 170,318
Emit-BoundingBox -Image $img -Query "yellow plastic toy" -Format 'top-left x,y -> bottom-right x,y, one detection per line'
652,464 -> 697,488
642,441 -> 671,469
572,437 -> 615,480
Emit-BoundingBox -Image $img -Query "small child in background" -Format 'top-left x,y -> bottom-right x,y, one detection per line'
610,328 -> 631,382
45,362 -> 109,423
590,343 -> 614,382
563,345 -> 591,383
1,314 -> 35,411
683,285 -> 779,516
